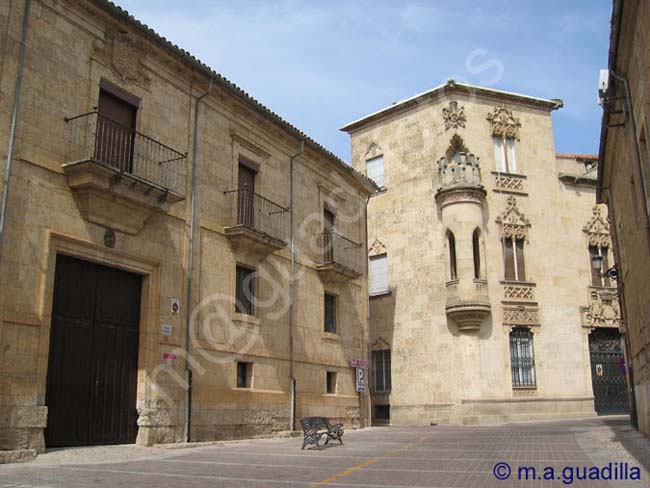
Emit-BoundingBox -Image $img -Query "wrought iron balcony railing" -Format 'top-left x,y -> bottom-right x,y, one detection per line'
224,188 -> 289,243
65,111 -> 187,196
316,231 -> 363,275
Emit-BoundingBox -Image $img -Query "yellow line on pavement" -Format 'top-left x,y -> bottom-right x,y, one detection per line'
309,434 -> 432,487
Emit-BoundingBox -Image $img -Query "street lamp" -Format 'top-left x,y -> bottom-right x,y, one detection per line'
592,254 -> 619,281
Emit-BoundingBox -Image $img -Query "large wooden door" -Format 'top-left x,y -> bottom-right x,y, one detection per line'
45,255 -> 142,447
96,89 -> 137,173
589,328 -> 630,416
237,163 -> 256,229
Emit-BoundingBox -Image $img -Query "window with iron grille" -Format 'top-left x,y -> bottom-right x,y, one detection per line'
372,349 -> 391,392
236,361 -> 252,388
510,328 -> 536,387
326,371 -> 337,394
324,293 -> 337,333
235,265 -> 255,315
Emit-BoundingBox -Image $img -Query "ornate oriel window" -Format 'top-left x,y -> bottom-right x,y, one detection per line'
583,205 -> 612,287
510,328 -> 536,388
496,196 -> 530,282
487,105 -> 521,174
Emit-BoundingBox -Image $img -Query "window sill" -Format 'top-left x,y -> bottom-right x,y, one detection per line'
500,280 -> 536,287
512,386 -> 537,390
322,332 -> 341,342
370,290 -> 392,299
491,171 -> 527,179
232,313 -> 260,326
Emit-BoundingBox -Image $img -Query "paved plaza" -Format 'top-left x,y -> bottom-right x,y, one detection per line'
1,417 -> 648,487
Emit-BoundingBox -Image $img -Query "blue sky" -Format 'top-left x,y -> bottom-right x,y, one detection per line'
117,0 -> 612,160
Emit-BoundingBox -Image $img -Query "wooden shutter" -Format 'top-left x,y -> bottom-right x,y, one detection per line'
97,89 -> 137,172
515,239 -> 526,281
503,238 -> 515,280
237,163 -> 256,228
366,156 -> 385,187
506,138 -> 517,173
493,137 -> 505,172
370,254 -> 388,294
601,248 -> 610,286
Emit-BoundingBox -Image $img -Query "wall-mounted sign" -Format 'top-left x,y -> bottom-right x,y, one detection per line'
356,367 -> 366,393
170,298 -> 180,316
163,353 -> 177,360
349,358 -> 368,369
161,324 -> 172,336
596,364 -> 604,377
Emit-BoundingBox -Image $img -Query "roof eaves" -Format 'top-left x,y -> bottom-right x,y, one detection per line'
340,79 -> 563,133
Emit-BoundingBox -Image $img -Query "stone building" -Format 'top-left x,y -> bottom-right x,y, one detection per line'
0,0 -> 374,460
342,81 -> 629,426
598,0 -> 650,436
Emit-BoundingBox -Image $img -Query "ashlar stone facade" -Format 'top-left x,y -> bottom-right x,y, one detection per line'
598,0 -> 650,436
0,0 -> 374,461
343,81 -> 626,426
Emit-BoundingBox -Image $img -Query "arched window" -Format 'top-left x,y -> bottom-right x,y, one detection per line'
448,231 -> 457,280
472,229 -> 481,279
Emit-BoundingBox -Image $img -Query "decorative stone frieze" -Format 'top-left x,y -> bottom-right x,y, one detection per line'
503,284 -> 535,302
503,305 -> 540,326
583,204 -> 611,248
365,142 -> 383,160
496,196 -> 530,240
493,173 -> 527,195
442,101 -> 466,130
486,105 -> 521,139
369,238 -> 387,257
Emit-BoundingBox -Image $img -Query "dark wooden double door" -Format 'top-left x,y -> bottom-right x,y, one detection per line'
589,328 -> 630,416
45,255 -> 142,447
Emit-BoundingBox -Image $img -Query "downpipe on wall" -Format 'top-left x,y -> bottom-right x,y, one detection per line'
0,0 -> 31,277
289,140 -> 304,432
184,76 -> 213,443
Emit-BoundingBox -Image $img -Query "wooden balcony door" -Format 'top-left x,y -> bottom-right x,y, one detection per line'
238,162 -> 256,229
323,209 -> 335,263
96,88 -> 137,173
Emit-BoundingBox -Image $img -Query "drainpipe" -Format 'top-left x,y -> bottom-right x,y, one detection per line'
0,0 -> 30,271
363,193 -> 371,428
289,140 -> 304,432
184,76 -> 213,443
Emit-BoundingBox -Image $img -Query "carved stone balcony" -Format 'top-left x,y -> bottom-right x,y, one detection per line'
223,188 -> 289,257
315,232 -> 363,282
435,152 -> 486,208
62,111 -> 186,235
445,279 -> 491,331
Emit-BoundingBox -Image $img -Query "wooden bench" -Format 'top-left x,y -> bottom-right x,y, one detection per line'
300,417 -> 344,450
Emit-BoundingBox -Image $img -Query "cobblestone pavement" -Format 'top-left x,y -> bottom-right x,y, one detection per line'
0,416 -> 648,487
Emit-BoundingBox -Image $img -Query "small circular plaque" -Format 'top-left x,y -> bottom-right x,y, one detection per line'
104,228 -> 116,248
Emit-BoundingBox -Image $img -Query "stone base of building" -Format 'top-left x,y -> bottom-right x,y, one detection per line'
389,397 -> 597,426
635,381 -> 650,436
